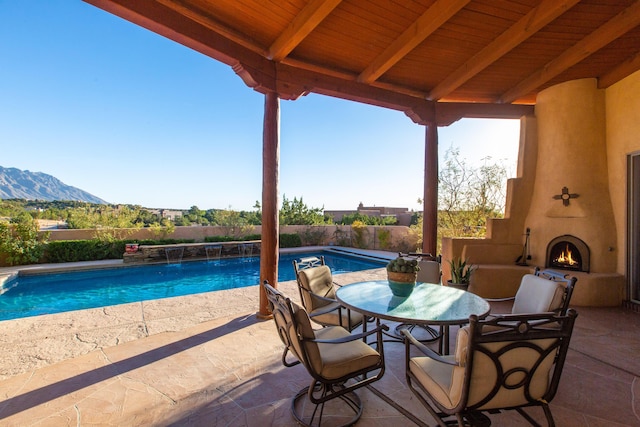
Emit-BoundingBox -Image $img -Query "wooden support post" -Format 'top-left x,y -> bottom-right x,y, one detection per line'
423,123 -> 438,255
258,91 -> 280,319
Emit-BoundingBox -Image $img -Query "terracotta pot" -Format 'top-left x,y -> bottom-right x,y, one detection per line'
445,280 -> 469,291
387,271 -> 417,284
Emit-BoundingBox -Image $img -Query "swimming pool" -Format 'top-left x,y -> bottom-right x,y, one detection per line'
0,250 -> 386,321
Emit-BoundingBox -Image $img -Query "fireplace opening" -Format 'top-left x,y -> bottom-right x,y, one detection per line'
546,235 -> 590,273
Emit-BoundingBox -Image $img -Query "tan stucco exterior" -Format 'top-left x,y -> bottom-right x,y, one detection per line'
606,70 -> 640,274
444,72 -> 640,306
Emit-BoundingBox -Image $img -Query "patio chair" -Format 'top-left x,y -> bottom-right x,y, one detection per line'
263,281 -> 388,426
403,309 -> 578,427
293,257 -> 364,331
399,252 -> 442,284
511,268 -> 577,315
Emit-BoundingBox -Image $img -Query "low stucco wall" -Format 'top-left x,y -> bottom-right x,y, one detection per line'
40,224 -> 417,252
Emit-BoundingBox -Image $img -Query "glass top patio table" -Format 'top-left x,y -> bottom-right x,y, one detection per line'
335,280 -> 491,325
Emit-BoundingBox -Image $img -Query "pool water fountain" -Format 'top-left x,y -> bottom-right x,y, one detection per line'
238,243 -> 253,259
205,244 -> 222,261
165,247 -> 185,264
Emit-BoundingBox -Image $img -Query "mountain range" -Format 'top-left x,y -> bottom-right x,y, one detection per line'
0,166 -> 107,204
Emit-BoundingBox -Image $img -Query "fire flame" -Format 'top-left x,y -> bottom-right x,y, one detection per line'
555,244 -> 578,266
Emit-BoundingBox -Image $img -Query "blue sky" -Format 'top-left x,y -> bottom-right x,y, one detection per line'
1,1 -> 520,212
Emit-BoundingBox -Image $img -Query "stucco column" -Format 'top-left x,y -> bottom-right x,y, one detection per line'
258,91 -> 280,318
423,123 -> 438,255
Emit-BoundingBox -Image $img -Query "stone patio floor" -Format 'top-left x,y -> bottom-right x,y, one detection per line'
0,261 -> 639,426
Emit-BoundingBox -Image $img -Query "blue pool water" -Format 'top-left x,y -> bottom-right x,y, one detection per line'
0,251 -> 385,321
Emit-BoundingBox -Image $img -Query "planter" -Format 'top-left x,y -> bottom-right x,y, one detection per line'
387,271 -> 417,297
445,280 -> 469,291
125,243 -> 139,253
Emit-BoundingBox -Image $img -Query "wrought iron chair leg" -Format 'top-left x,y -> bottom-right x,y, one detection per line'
291,383 -> 363,427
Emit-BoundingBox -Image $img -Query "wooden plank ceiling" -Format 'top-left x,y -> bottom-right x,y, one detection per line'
84,0 -> 640,125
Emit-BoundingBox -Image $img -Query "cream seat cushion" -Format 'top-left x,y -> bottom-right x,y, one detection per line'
299,265 -> 363,328
314,326 -> 381,380
291,303 -> 379,380
309,300 -> 364,328
512,274 -> 565,314
417,260 -> 441,284
298,265 -> 336,308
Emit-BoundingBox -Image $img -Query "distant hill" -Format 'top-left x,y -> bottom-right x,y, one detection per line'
0,166 -> 108,204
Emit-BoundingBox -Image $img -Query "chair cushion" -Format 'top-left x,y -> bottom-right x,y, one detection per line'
409,355 -> 465,409
315,326 -> 381,380
417,260 -> 441,284
298,266 -> 336,310
512,274 -> 565,314
310,301 -> 364,329
454,326 -> 469,366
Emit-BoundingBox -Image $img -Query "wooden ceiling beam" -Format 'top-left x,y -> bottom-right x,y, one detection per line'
435,103 -> 534,127
598,51 -> 640,89
500,1 -> 640,103
268,0 -> 342,61
156,0 -> 267,57
84,0 -> 277,94
428,0 -> 580,101
276,63 -> 533,126
357,0 -> 470,84
277,62 -> 427,112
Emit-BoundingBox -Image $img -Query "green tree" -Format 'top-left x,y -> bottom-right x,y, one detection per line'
438,147 -> 507,240
0,213 -> 49,265
339,212 -> 397,226
279,196 -> 326,225
211,206 -> 255,238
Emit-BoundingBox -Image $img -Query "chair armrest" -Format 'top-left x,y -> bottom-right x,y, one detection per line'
308,303 -> 344,317
484,296 -> 515,302
300,287 -> 338,305
401,329 -> 458,366
312,323 -> 389,344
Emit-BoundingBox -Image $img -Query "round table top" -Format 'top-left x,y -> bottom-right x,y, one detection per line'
336,280 -> 491,324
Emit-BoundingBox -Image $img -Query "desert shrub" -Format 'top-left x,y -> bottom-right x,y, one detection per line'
301,226 -> 328,245
43,238 -> 196,263
279,233 -> 302,248
0,214 -> 49,265
351,220 -> 370,249
44,240 -> 122,263
377,228 -> 392,250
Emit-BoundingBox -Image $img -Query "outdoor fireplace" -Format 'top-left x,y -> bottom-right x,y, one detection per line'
546,235 -> 590,273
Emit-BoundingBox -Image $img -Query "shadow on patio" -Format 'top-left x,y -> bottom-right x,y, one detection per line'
0,282 -> 639,426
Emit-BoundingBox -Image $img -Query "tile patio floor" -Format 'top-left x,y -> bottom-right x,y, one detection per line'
0,264 -> 639,426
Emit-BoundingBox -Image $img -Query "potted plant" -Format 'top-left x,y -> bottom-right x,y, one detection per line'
386,256 -> 420,297
447,257 -> 474,290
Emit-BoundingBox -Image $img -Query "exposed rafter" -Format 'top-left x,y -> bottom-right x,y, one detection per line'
85,0 -> 640,115
268,0 -> 342,61
500,1 -> 640,103
427,0 -> 581,101
357,0 -> 469,84
599,51 -> 640,89
156,0 -> 267,58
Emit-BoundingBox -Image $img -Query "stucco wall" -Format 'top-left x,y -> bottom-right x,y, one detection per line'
443,74 -> 640,305
527,78 -> 617,273
606,69 -> 640,274
41,225 -> 417,252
